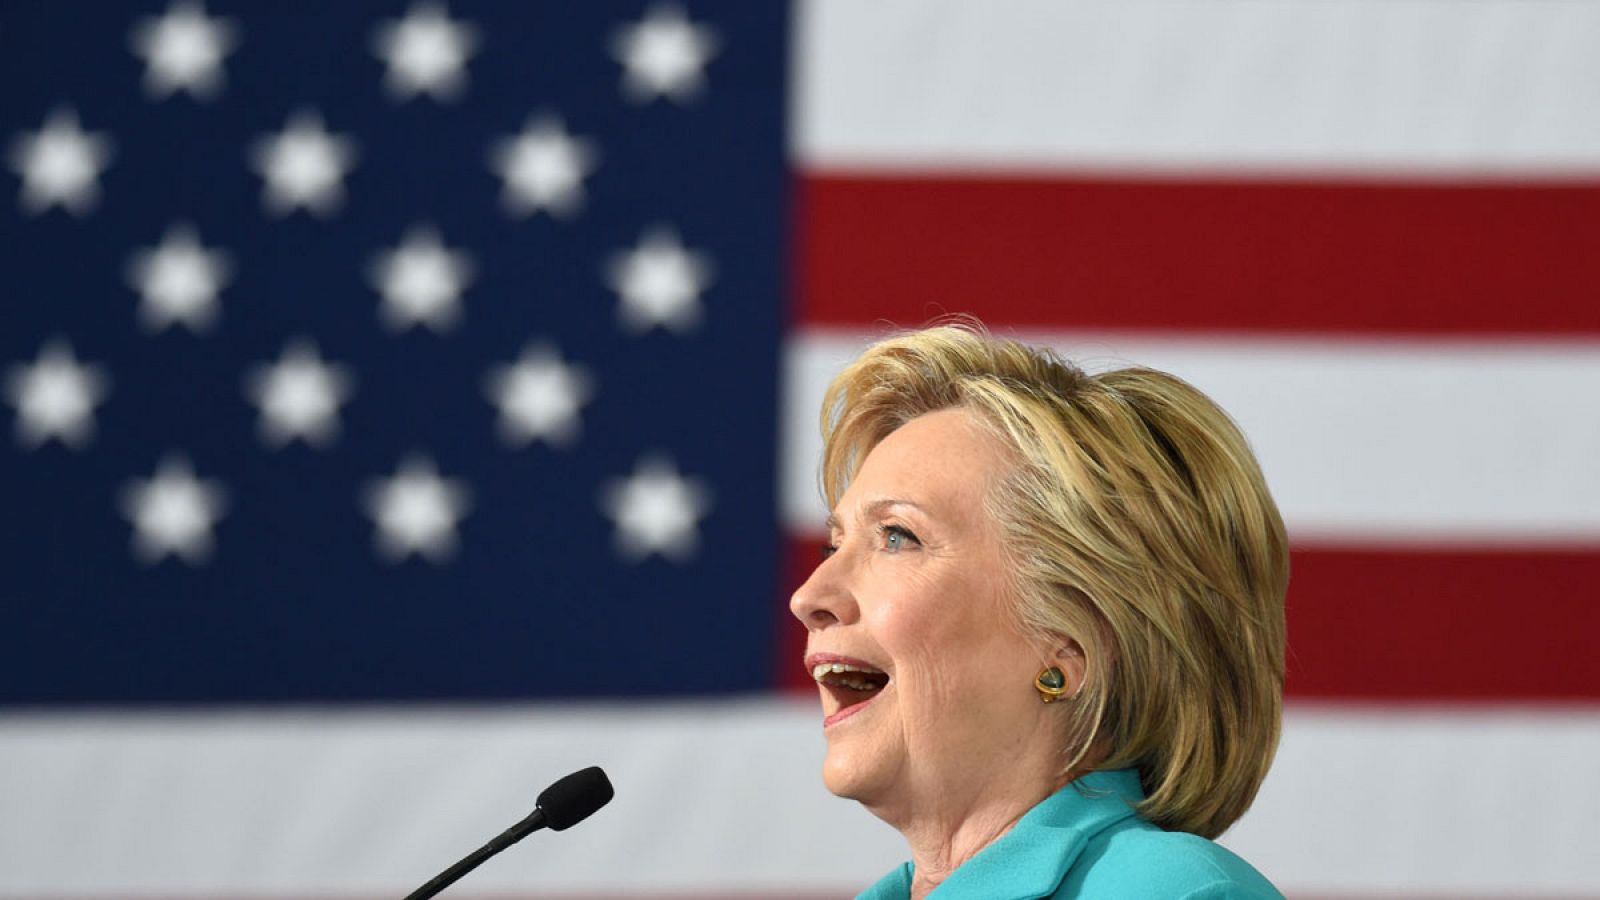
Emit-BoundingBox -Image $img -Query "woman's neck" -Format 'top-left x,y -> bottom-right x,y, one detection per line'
903,798 -> 1036,899
876,763 -> 1075,900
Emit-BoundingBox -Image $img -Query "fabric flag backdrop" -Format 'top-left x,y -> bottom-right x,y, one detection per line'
2,1 -> 1597,897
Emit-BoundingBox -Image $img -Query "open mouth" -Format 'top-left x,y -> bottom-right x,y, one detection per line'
812,661 -> 889,721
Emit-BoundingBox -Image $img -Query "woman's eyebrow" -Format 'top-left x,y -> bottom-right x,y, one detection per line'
825,498 -> 927,532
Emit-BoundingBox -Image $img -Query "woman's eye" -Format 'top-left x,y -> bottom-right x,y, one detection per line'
820,542 -> 838,560
879,524 -> 920,552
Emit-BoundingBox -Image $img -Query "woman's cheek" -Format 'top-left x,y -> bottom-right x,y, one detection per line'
894,633 -> 967,721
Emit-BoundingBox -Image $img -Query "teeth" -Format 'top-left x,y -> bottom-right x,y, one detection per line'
811,662 -> 886,682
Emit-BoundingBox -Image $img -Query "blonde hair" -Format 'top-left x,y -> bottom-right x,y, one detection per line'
819,323 -> 1288,839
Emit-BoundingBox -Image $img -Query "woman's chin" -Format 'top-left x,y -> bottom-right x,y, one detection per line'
822,756 -> 871,802
822,742 -> 891,803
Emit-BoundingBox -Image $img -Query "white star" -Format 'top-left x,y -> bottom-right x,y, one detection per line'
129,1 -> 237,100
251,111 -> 357,216
364,456 -> 472,563
7,108 -> 113,215
489,116 -> 597,218
126,224 -> 232,333
372,2 -> 479,101
120,455 -> 227,565
245,340 -> 354,448
605,226 -> 713,334
484,343 -> 593,448
600,455 -> 712,563
369,225 -> 474,332
611,3 -> 719,104
3,340 -> 109,449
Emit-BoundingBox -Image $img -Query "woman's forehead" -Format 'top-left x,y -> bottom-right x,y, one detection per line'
866,408 -> 1006,475
834,409 -> 1006,522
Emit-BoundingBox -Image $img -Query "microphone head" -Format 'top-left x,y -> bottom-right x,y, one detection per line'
537,766 -> 614,831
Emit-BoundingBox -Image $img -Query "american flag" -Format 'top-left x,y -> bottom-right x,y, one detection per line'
2,1 -> 1598,898
2,0 -> 787,707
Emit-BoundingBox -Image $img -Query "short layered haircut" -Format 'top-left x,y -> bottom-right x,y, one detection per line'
819,323 -> 1289,839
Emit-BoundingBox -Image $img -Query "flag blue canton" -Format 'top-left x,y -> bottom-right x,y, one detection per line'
0,1 -> 789,704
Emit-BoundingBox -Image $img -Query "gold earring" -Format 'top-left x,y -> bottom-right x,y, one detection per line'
1035,666 -> 1068,703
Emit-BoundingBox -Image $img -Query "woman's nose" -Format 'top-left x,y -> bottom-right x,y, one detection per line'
789,550 -> 859,631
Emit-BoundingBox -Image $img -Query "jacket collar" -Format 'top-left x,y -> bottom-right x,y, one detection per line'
858,768 -> 1145,899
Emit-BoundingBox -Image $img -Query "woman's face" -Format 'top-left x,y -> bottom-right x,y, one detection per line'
791,408 -> 1056,814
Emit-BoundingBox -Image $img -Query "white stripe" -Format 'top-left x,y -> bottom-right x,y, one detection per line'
781,330 -> 1600,542
795,0 -> 1600,173
1227,704 -> 1600,895
2,703 -> 1597,896
0,700 -> 891,896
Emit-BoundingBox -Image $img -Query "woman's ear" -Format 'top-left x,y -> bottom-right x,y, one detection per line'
1049,639 -> 1088,697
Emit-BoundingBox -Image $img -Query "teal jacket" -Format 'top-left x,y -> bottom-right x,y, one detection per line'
856,769 -> 1282,899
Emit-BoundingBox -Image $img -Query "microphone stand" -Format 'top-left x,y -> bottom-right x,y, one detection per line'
402,808 -> 547,900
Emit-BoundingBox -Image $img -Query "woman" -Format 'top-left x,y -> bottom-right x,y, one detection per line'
791,324 -> 1288,899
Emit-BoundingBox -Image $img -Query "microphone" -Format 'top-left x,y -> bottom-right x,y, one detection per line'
403,766 -> 614,900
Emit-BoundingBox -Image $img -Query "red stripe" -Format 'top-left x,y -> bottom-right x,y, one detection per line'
1284,545 -> 1600,700
795,173 -> 1600,335
776,536 -> 1600,700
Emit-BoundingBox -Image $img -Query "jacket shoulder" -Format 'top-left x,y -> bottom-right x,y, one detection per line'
1056,820 -> 1284,899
